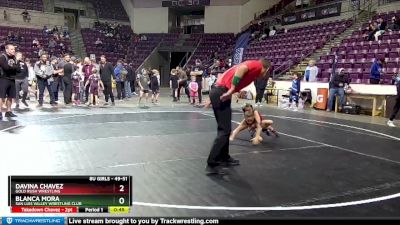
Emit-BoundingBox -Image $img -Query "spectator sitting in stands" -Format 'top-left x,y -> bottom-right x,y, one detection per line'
106,43 -> 114,52
43,26 -> 48,34
388,16 -> 400,31
259,26 -> 270,41
63,30 -> 70,39
374,17 -> 387,41
95,38 -> 103,47
38,46 -> 45,58
21,9 -> 30,22
48,38 -> 56,49
4,10 -> 7,20
140,35 -> 148,41
7,31 -> 15,42
53,26 -> 59,33
118,44 -> 124,52
32,38 -> 40,48
53,32 -> 60,41
269,26 -> 277,37
365,22 -> 377,41
15,32 -> 23,42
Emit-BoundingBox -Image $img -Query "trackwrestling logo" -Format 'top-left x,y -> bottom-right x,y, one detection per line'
7,217 -> 13,224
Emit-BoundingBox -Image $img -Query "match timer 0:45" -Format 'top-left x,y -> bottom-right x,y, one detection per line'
8,176 -> 132,214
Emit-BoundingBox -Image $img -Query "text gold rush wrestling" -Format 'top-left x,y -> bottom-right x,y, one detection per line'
14,183 -> 64,194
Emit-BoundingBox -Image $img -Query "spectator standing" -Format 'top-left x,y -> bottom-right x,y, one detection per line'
114,60 -> 126,100
304,59 -> 318,82
50,57 -> 60,103
191,59 -> 204,104
254,74 -> 268,106
124,62 -> 134,98
387,73 -> 400,127
34,53 -> 55,107
15,52 -> 29,108
150,69 -> 160,104
82,57 -> 94,102
0,44 -> 21,119
288,73 -> 301,111
99,55 -> 115,106
370,58 -> 384,84
327,68 -> 350,112
170,69 -> 179,102
177,66 -> 189,102
59,54 -> 74,105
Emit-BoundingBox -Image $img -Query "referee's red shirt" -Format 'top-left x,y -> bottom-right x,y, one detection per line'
216,60 -> 263,92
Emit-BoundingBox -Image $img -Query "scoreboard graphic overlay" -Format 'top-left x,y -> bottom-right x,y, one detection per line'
8,176 -> 132,214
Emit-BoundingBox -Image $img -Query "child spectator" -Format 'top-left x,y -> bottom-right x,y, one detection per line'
151,69 -> 160,104
170,69 -> 179,102
85,68 -> 104,106
288,73 -> 301,111
188,75 -> 199,105
138,69 -> 150,106
71,70 -> 82,106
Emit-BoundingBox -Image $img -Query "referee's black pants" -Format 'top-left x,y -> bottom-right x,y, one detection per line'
207,86 -> 232,167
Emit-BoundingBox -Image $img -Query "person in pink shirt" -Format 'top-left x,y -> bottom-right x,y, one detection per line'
188,75 -> 199,105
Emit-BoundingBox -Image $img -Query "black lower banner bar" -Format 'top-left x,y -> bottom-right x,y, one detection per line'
66,218 -> 400,225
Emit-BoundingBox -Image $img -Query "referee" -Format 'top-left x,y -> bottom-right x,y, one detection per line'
206,58 -> 270,174
0,44 -> 21,120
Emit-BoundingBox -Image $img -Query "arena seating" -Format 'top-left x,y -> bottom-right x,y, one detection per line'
0,0 -> 43,11
82,25 -> 133,63
187,33 -> 235,67
88,0 -> 129,21
243,19 -> 353,72
317,11 -> 400,84
0,25 -> 71,59
127,34 -> 181,69
83,29 -> 186,69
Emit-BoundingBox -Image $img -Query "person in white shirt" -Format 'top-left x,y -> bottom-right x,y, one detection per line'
304,59 -> 318,82
32,38 -> 39,48
95,38 -> 103,47
269,26 -> 277,37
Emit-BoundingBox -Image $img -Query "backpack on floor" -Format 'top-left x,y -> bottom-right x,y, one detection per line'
342,104 -> 361,114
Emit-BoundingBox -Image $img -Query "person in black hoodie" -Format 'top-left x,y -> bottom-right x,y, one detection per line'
99,55 -> 115,106
327,68 -> 350,112
124,62 -> 134,98
374,17 -> 387,41
15,52 -> 29,108
59,54 -> 74,105
254,74 -> 267,106
387,74 -> 400,127
0,44 -> 21,119
50,57 -> 60,103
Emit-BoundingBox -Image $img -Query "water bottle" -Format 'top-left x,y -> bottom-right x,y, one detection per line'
298,98 -> 304,110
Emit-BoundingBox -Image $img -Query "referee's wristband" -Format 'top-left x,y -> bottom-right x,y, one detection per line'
232,75 -> 241,86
